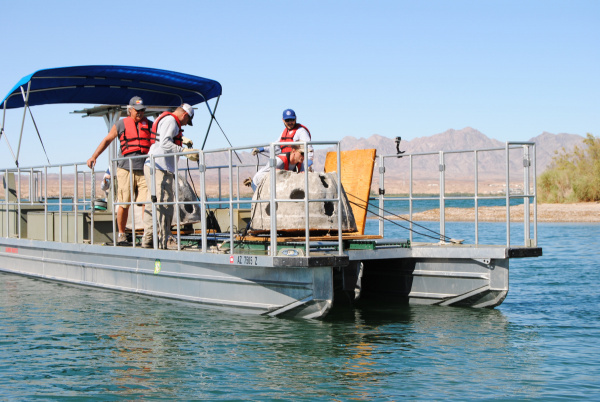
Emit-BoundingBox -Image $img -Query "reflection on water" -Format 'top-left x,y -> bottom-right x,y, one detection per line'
1,222 -> 600,399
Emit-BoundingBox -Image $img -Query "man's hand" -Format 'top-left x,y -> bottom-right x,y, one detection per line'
243,177 -> 252,187
182,136 -> 193,147
251,148 -> 260,156
87,157 -> 96,169
186,149 -> 199,162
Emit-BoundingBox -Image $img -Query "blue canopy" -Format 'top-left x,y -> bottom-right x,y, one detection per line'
1,65 -> 222,109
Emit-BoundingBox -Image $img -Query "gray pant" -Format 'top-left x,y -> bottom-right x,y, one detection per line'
143,165 -> 174,249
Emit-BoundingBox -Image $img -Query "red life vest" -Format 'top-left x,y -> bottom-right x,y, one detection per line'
279,123 -> 311,153
277,152 -> 303,172
151,112 -> 183,146
119,117 -> 153,155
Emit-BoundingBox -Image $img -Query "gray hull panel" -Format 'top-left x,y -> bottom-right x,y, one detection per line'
0,238 -> 334,319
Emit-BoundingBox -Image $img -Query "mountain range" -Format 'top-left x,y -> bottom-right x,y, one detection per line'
200,128 -> 585,195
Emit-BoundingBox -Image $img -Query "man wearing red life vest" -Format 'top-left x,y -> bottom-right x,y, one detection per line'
87,96 -> 167,245
141,104 -> 198,249
249,144 -> 305,191
252,109 -> 314,169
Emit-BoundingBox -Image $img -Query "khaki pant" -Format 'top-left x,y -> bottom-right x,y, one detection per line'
116,167 -> 148,208
142,166 -> 174,249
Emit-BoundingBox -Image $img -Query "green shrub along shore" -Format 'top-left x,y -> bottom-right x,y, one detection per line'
538,133 -> 600,203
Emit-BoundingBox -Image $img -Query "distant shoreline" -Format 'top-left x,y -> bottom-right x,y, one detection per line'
386,202 -> 600,222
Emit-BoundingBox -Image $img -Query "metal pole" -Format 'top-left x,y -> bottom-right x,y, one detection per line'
439,151 -> 445,242
174,158 -> 181,251
475,150 -> 479,245
378,154 -> 385,237
129,159 -> 136,247
17,167 -> 21,239
409,155 -> 413,243
44,166 -> 48,241
200,151 -> 207,253
16,82 -> 32,164
228,149 -> 234,254
59,165 -> 63,242
303,142 -> 310,257
532,143 -> 538,247
74,164 -> 78,243
150,157 -> 158,250
523,145 -> 531,246
505,142 -> 510,246
336,142 -> 343,256
90,167 -> 95,245
269,144 -> 277,256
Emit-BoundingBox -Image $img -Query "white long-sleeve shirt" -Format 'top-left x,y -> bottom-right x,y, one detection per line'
145,115 -> 185,173
260,126 -> 314,161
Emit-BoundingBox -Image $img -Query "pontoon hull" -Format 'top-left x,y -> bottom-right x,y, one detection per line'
0,237 -> 533,318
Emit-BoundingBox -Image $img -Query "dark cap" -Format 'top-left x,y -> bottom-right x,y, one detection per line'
129,96 -> 146,110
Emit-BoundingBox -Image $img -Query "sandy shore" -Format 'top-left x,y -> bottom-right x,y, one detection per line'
391,202 -> 600,222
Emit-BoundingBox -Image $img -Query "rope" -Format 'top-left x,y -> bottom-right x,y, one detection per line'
345,192 -> 455,243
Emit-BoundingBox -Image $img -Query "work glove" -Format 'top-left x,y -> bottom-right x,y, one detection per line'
182,136 -> 193,147
186,149 -> 199,162
251,148 -> 260,156
243,177 -> 252,187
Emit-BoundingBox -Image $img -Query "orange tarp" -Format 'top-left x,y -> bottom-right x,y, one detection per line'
324,149 -> 376,235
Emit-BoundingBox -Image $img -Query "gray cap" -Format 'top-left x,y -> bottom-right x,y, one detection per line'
129,96 -> 146,110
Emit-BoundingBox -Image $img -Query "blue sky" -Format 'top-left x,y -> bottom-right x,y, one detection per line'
0,0 -> 598,167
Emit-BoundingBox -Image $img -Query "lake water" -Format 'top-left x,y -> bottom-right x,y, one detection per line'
1,221 -> 599,400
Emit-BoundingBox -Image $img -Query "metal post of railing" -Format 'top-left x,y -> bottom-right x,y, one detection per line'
523,145 -> 531,246
228,149 -> 234,254
5,169 -> 9,238
269,144 -> 277,257
378,154 -> 385,237
110,161 -> 117,246
59,165 -> 63,242
200,151 -> 207,253
82,169 -> 86,212
44,166 -> 48,241
505,142 -> 511,246
17,167 -> 21,239
150,157 -> 158,250
336,142 -> 343,255
474,150 -> 479,245
90,168 -> 95,245
74,164 -> 79,243
439,151 -> 445,243
533,143 -> 538,247
128,159 -> 137,247
409,155 -> 413,243
303,142 -> 310,257
236,165 -> 241,205
174,159 -> 181,251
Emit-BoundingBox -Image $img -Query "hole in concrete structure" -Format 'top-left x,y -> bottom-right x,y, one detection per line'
265,202 -> 278,216
290,189 -> 305,199
324,201 -> 334,216
319,175 -> 329,188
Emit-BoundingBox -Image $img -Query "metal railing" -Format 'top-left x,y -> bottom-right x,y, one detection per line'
376,141 -> 537,247
1,141 -> 538,252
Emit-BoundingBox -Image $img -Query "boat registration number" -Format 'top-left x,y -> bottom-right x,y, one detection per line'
235,255 -> 258,266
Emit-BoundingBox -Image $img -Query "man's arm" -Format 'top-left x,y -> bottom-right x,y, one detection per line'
87,124 -> 118,168
159,118 -> 185,154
